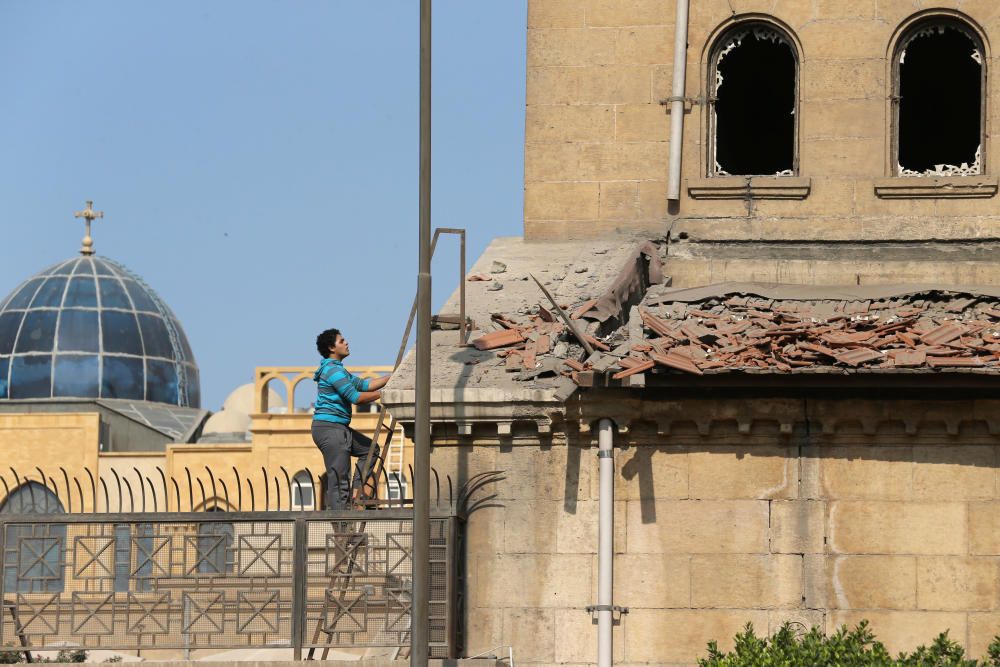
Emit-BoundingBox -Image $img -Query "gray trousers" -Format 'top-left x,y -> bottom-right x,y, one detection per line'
311,421 -> 380,510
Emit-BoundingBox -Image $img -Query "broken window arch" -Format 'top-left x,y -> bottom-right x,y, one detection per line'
709,22 -> 798,176
893,18 -> 986,176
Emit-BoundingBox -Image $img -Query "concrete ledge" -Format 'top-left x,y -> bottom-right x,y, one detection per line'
687,176 -> 811,200
874,175 -> 999,199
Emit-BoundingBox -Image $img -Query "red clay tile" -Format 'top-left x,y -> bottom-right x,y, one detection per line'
833,348 -> 883,367
651,352 -> 704,375
612,360 -> 654,379
473,328 -> 525,351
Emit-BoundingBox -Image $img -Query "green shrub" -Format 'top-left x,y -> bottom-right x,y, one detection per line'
0,646 -> 88,664
698,621 -> 1000,667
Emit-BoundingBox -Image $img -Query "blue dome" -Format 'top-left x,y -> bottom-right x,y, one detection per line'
0,256 -> 200,407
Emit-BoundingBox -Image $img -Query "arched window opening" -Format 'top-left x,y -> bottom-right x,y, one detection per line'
895,20 -> 985,176
0,482 -> 66,593
290,470 -> 315,511
711,24 -> 798,176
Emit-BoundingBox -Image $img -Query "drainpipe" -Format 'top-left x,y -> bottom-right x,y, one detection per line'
666,0 -> 690,200
597,418 -> 615,667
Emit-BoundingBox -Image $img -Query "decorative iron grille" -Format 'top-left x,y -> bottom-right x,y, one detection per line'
0,511 -> 458,659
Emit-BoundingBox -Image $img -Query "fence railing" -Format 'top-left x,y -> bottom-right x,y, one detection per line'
0,510 -> 458,660
0,464 -> 471,514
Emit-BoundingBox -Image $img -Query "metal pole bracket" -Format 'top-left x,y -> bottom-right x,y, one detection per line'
585,604 -> 630,625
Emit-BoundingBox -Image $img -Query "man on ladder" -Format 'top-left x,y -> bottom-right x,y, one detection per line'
311,328 -> 391,509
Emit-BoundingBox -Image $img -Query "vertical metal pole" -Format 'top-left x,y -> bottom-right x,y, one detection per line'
459,230 -> 466,345
291,518 -> 307,661
597,419 -> 615,667
413,0 -> 432,665
666,0 -> 690,200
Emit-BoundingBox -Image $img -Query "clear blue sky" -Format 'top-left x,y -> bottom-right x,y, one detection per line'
0,1 -> 527,410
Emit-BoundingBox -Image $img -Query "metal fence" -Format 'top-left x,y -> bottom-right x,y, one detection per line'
0,511 -> 458,659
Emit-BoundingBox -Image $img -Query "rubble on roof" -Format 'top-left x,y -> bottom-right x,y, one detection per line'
471,283 -> 1000,386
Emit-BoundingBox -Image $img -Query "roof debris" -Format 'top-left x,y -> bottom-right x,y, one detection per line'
470,286 -> 1000,386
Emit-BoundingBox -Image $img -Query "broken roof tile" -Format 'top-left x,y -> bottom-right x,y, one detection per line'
921,322 -> 966,346
473,328 -> 525,351
612,360 -> 654,379
651,352 -> 703,376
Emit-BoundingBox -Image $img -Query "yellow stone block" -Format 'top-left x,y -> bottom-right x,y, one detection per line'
615,26 -> 674,65
690,554 -> 802,608
820,445 -> 913,500
476,553 -> 593,608
625,499 -> 769,553
801,58 -> 886,100
913,446 -> 996,501
534,142 -> 666,181
585,0 -> 675,27
970,502 -> 1000,555
829,611 -> 968,656
650,61 -> 698,103
638,180 -> 669,220
465,607 -> 503,653
688,445 -> 796,499
829,501 -> 966,555
494,444 -> 592,502
615,103 -> 669,142
917,557 -> 999,611
503,499 -> 626,554
528,28 -> 617,67
611,553 -> 691,608
525,218 -> 663,241
625,609 -> 769,663
798,20 -> 891,59
800,138 -> 885,177
814,0 -> 878,19
524,142 -> 581,182
611,444 -> 688,500
502,608 -> 556,663
800,99 -> 885,140
525,181 -> 601,221
751,177 -> 856,219
770,500 -> 825,554
527,67 -> 582,106
805,555 -> 917,609
599,181 -> 640,220
969,612 -> 1000,659
553,608 -> 625,663
525,104 -> 616,143
528,0 -> 587,28
528,64 -> 651,107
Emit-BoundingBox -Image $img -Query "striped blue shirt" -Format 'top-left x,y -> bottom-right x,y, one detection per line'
312,359 -> 371,425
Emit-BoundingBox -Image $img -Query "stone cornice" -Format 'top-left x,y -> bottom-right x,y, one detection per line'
874,175 -> 999,199
393,395 -> 1000,445
687,176 -> 811,200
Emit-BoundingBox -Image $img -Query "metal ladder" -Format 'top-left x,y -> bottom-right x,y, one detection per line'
308,227 -> 468,660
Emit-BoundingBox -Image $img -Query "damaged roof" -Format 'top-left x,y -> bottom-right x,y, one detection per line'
382,236 -> 1000,423
485,280 -> 1000,385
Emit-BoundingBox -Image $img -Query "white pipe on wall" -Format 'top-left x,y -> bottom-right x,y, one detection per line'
667,0 -> 691,200
597,418 -> 615,667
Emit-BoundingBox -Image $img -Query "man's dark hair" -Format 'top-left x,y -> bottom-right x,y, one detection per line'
316,328 -> 341,358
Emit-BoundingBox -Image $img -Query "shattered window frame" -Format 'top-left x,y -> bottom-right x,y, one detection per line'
707,20 -> 800,178
891,16 -> 987,177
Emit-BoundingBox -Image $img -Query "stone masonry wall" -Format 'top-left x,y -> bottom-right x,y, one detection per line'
525,0 -> 1000,243
437,399 -> 1000,665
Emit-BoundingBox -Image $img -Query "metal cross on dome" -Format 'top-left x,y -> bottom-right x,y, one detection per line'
74,200 -> 104,256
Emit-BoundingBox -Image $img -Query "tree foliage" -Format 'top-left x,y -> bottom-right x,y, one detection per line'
699,621 -> 1000,667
